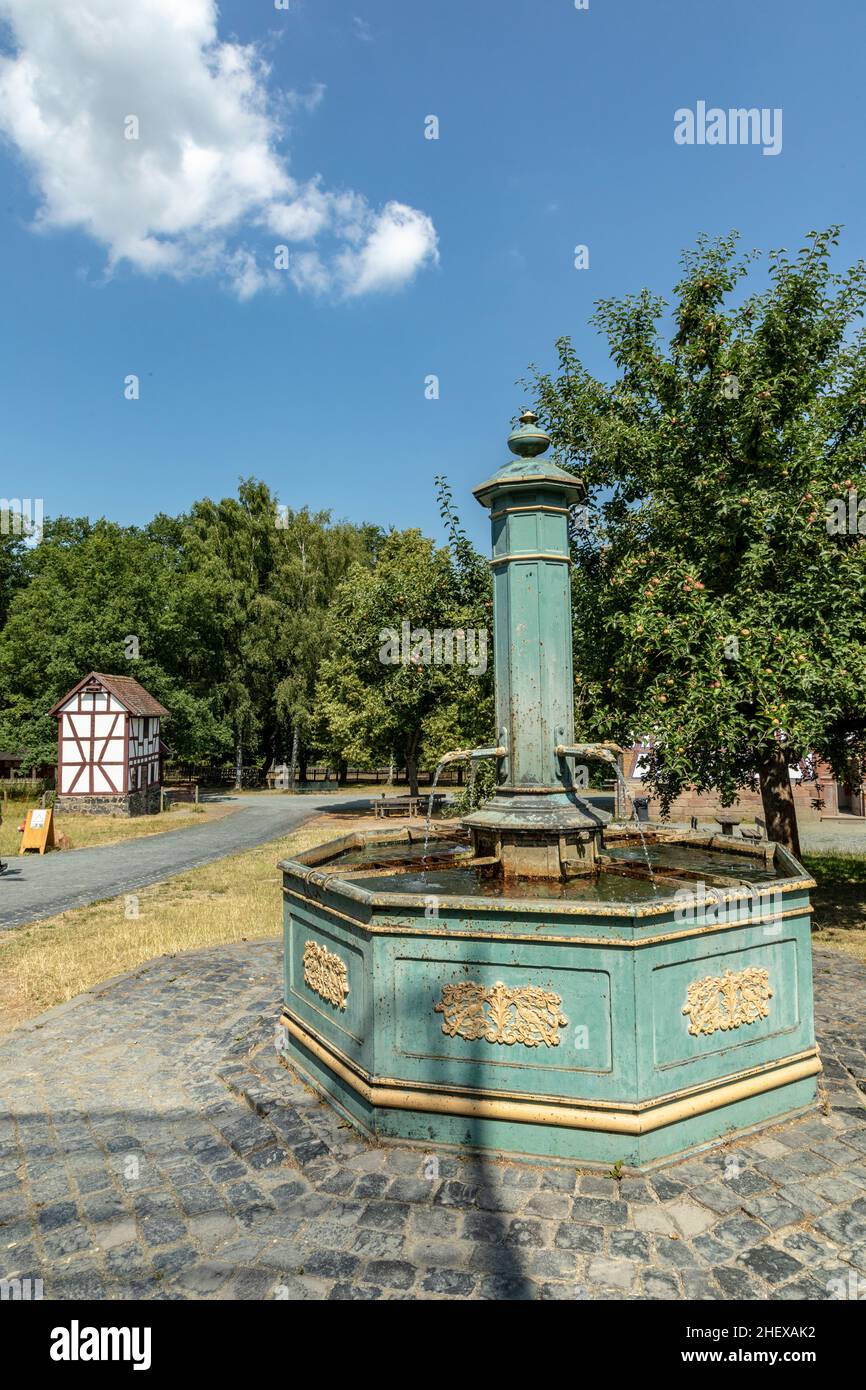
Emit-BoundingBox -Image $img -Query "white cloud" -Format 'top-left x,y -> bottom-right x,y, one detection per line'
338,203 -> 439,297
288,250 -> 331,296
227,246 -> 275,302
0,0 -> 437,299
285,82 -> 327,115
266,180 -> 332,242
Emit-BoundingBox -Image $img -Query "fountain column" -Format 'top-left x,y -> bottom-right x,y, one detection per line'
463,411 -> 611,878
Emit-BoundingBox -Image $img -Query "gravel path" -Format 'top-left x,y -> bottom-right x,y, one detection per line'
0,942 -> 864,1301
799,825 -> 866,856
0,793 -> 367,931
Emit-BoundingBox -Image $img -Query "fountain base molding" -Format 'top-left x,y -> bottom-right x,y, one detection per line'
279,829 -> 820,1169
464,790 -> 610,879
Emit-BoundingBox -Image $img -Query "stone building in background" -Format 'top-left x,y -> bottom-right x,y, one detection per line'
622,741 -> 865,826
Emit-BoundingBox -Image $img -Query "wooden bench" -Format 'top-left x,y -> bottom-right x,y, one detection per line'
374,796 -> 420,818
373,792 -> 451,819
163,780 -> 199,804
740,818 -> 766,844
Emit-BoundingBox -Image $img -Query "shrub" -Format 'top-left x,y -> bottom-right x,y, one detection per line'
0,778 -> 52,801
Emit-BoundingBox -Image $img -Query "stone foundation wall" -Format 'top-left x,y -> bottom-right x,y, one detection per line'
55,785 -> 162,817
620,749 -> 866,826
128,784 -> 162,816
622,776 -> 842,826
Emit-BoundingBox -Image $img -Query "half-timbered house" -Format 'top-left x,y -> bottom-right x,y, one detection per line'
48,673 -> 169,815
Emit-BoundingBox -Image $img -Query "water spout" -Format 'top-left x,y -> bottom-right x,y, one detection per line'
423,744 -> 506,859
611,763 -> 658,895
423,760 -> 448,860
555,741 -> 622,765
435,745 -> 507,765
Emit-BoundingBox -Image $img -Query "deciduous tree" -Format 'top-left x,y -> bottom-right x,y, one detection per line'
528,228 -> 866,855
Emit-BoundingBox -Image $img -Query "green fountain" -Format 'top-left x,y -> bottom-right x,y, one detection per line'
278,412 -> 819,1168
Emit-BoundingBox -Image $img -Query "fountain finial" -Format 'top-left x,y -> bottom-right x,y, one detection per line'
507,409 -> 550,459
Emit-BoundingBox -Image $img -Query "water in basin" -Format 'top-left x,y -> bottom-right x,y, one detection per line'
604,843 -> 778,883
335,836 -> 782,902
329,838 -> 470,867
344,865 -> 683,902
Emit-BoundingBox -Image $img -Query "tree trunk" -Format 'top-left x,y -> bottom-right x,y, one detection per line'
758,743 -> 802,858
260,723 -> 277,778
289,727 -> 300,792
406,755 -> 419,797
387,754 -> 395,787
405,727 -> 423,797
337,758 -> 348,787
234,733 -> 243,790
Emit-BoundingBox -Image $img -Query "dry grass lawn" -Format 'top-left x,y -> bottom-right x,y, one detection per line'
0,809 -> 417,1035
805,853 -> 866,963
811,927 -> 866,960
0,799 -> 232,856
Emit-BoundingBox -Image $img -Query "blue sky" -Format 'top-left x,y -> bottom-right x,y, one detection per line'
1,0 -> 864,553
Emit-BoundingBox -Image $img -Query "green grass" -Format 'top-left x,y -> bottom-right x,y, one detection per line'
804,852 -> 866,961
803,852 -> 866,886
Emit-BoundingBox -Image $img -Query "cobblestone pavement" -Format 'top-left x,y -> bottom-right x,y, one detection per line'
1,942 -> 864,1301
0,794 -> 365,931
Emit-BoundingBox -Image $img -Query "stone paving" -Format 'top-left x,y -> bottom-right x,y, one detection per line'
1,941 -> 864,1301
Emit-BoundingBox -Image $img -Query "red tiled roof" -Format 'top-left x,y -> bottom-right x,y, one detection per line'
48,673 -> 169,718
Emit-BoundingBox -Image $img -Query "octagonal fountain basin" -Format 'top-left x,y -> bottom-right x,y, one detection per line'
278,824 -> 820,1170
